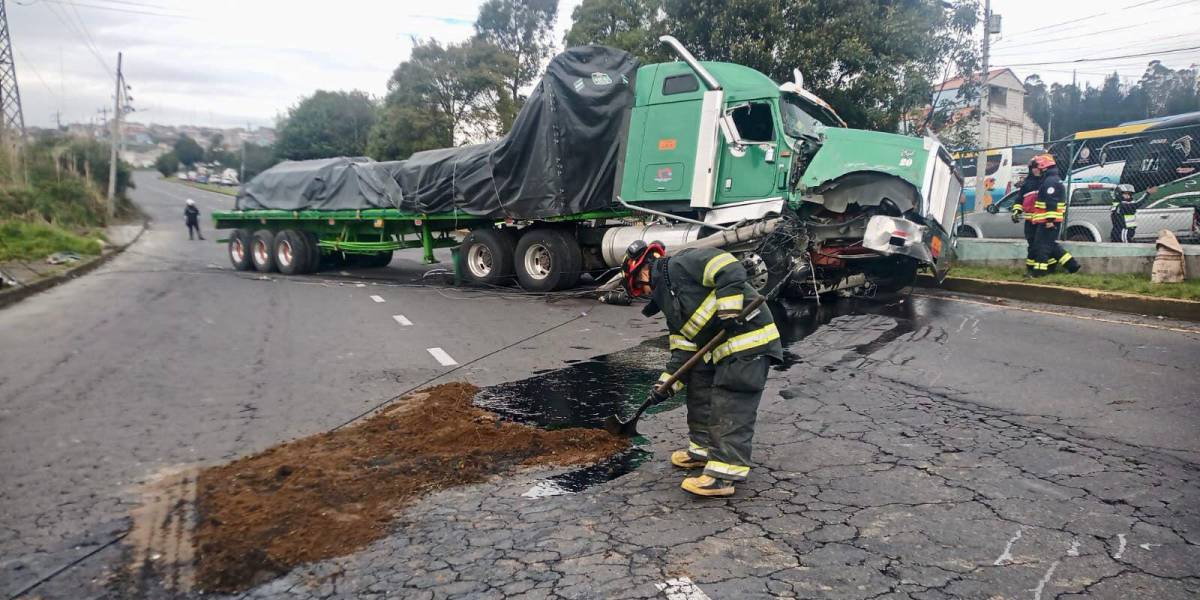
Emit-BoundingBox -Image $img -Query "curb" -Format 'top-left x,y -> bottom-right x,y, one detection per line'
916,275 -> 1200,322
0,220 -> 148,311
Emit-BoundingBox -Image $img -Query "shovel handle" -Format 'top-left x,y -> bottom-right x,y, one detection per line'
654,295 -> 767,394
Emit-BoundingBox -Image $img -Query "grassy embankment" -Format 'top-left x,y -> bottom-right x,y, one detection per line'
0,137 -> 135,262
949,265 -> 1200,301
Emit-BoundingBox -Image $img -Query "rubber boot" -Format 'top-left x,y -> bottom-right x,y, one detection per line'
671,451 -> 705,469
681,475 -> 735,497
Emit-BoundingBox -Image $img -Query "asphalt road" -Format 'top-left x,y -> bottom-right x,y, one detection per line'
1,172 -> 1198,599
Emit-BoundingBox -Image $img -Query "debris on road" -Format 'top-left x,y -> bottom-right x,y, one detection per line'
45,251 -> 82,265
192,382 -> 627,592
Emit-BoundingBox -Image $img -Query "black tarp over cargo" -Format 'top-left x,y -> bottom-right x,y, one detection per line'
394,46 -> 639,219
236,157 -> 405,211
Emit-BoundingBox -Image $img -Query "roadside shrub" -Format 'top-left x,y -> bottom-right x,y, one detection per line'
0,220 -> 103,262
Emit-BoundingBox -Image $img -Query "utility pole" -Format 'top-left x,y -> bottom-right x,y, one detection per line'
106,52 -> 122,216
974,0 -> 993,209
0,0 -> 26,139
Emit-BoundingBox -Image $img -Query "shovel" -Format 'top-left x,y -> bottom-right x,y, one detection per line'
603,295 -> 768,437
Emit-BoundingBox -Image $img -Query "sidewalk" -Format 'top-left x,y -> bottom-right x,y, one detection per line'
0,221 -> 146,309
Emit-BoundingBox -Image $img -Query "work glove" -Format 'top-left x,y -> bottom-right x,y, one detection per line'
718,313 -> 745,334
1010,206 -> 1023,224
648,386 -> 672,406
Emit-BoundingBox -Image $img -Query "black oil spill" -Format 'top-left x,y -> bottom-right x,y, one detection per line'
478,294 -> 935,496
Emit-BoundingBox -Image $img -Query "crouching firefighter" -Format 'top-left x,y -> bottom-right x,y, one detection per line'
1027,154 -> 1080,275
621,241 -> 782,498
1110,183 -> 1139,242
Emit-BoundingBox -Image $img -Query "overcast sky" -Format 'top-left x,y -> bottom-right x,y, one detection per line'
11,0 -> 1200,130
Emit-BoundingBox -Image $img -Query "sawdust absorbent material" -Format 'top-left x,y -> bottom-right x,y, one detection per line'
192,382 -> 626,592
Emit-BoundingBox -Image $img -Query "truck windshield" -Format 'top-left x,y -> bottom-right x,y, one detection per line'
781,93 -> 837,139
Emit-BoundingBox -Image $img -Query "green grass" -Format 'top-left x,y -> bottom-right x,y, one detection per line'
179,180 -> 238,197
0,220 -> 103,262
949,265 -> 1200,301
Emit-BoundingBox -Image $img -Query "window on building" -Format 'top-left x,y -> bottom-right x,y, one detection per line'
989,86 -> 1007,109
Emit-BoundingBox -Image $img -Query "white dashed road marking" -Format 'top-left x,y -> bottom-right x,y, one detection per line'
655,577 -> 711,600
392,315 -> 412,326
427,347 -> 458,366
370,295 -> 385,303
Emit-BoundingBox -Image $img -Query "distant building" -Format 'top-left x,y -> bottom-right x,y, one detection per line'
902,68 -> 1044,149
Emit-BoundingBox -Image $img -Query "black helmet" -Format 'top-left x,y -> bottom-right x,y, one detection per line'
621,239 -> 665,297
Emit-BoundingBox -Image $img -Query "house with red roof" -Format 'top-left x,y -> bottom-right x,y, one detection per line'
902,68 -> 1044,149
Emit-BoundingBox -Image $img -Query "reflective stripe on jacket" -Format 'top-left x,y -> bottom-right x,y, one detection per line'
1028,168 -> 1065,224
647,248 -> 783,386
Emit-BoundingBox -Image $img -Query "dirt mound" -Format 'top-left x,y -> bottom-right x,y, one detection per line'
193,382 -> 627,592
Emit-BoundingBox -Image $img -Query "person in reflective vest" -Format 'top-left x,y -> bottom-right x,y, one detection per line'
622,240 -> 783,497
1012,171 -> 1040,277
1110,184 -> 1139,243
1026,154 -> 1080,275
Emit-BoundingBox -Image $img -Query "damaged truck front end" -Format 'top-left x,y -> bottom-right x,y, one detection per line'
616,36 -> 963,298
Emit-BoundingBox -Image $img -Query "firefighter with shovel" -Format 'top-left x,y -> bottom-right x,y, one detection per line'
612,240 -> 782,497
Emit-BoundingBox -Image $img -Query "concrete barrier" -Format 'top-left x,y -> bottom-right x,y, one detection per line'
954,238 -> 1200,279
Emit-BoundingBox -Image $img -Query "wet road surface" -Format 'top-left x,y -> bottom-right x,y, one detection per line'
2,173 -> 1198,598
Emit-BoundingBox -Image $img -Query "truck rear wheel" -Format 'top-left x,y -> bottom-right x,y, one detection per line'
461,228 -> 516,285
274,230 -> 311,275
515,229 -> 582,292
302,231 -> 321,273
251,230 -> 277,272
228,229 -> 253,271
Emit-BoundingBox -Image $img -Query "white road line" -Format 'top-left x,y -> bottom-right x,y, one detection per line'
655,577 -> 711,600
370,295 -> 385,303
993,529 -> 1022,565
392,315 -> 412,326
1067,540 -> 1081,556
521,480 -> 571,498
1113,533 -> 1127,559
427,347 -> 458,366
1029,560 -> 1059,600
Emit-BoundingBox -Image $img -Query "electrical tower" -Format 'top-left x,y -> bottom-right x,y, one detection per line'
0,0 -> 26,138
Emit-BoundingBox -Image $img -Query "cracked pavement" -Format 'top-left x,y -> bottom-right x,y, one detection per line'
3,173 -> 1200,599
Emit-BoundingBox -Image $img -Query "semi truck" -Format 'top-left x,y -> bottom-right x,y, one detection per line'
214,37 -> 963,298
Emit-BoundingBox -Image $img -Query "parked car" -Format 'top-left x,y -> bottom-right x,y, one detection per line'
959,182 -> 1199,243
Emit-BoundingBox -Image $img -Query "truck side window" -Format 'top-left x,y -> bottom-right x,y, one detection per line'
662,74 -> 699,95
731,103 -> 774,143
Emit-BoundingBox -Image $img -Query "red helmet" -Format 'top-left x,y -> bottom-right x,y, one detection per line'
1029,154 -> 1056,170
621,240 -> 665,297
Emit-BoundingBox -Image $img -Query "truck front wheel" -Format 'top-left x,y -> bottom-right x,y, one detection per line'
251,230 -> 277,272
228,229 -> 253,271
461,228 -> 516,286
515,229 -> 582,292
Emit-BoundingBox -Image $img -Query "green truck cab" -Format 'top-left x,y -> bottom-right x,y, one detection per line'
615,37 -> 962,292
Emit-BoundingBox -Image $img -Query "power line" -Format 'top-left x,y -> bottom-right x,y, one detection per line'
1003,45 -> 1200,67
14,47 -> 56,101
40,0 -> 192,19
993,1 -> 1198,46
38,0 -> 112,76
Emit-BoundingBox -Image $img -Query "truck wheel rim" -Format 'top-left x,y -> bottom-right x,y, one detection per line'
467,244 -> 493,277
278,240 -> 293,268
253,240 -> 270,265
524,243 -> 552,280
231,239 -> 245,263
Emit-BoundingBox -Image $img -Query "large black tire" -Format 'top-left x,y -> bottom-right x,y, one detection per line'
228,229 -> 253,271
274,230 -> 311,276
867,258 -> 919,295
250,230 -> 277,272
460,228 -> 517,285
301,231 -> 321,273
1065,228 -> 1094,242
353,251 -> 394,268
514,229 -> 583,292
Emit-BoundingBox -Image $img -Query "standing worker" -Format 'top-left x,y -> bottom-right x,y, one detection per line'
1110,183 -> 1139,242
184,199 -> 204,241
1026,154 -> 1080,275
621,241 -> 782,498
1012,169 -> 1040,277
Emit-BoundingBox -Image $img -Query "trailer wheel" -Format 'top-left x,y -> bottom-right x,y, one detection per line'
515,229 -> 582,292
301,231 -> 321,273
274,230 -> 311,276
460,228 -> 516,285
251,230 -> 277,272
228,229 -> 254,271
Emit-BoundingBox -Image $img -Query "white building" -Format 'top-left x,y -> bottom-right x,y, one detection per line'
904,68 -> 1045,148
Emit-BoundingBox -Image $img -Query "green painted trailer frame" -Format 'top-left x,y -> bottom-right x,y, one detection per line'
211,207 -> 633,264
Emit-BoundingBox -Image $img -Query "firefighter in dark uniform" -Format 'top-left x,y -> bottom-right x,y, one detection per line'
1011,169 -> 1040,277
1110,183 -> 1139,242
1027,154 -> 1080,275
622,240 -> 782,498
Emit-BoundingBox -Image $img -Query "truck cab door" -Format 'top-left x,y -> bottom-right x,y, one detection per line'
715,102 -> 779,204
